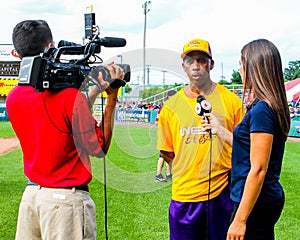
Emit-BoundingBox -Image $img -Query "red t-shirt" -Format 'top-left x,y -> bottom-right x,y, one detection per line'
6,86 -> 104,187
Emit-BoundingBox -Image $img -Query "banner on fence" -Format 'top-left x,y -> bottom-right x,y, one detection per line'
289,115 -> 300,137
0,102 -> 8,121
115,109 -> 159,124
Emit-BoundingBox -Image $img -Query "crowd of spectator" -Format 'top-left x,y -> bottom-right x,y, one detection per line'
116,100 -> 163,110
289,101 -> 300,118
115,98 -> 299,118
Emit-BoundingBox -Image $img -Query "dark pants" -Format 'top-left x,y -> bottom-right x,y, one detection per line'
231,194 -> 285,240
169,185 -> 233,240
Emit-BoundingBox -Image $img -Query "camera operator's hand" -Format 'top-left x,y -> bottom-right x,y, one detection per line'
104,63 -> 125,95
106,63 -> 125,81
88,63 -> 125,103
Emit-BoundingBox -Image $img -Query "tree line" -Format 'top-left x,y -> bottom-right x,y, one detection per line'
138,60 -> 300,99
220,60 -> 300,85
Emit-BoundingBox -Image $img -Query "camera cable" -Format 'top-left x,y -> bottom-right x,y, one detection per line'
100,94 -> 109,240
206,132 -> 213,240
195,95 -> 213,239
43,89 -> 110,239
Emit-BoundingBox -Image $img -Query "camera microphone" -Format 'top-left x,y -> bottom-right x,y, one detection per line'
56,37 -> 126,56
98,37 -> 127,47
58,38 -> 126,48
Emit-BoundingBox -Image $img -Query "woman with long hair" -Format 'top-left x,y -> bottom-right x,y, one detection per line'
227,39 -> 290,240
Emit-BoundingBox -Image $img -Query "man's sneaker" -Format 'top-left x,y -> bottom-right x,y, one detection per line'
155,174 -> 167,182
166,174 -> 172,181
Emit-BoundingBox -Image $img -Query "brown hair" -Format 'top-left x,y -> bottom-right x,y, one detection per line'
241,39 -> 290,139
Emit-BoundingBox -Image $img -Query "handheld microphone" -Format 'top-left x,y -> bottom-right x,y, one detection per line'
195,95 -> 212,121
195,95 -> 212,138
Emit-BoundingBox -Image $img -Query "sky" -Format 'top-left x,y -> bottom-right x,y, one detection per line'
1,0 -> 300,86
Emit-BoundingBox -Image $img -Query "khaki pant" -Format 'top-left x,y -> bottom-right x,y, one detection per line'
15,185 -> 96,240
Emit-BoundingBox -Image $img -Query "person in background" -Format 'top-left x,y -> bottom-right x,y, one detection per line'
289,104 -> 295,118
227,39 -> 290,240
157,38 -> 244,240
6,19 -> 125,240
155,153 -> 172,182
296,105 -> 300,115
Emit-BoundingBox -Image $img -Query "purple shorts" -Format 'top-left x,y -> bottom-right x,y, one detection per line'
169,185 -> 233,240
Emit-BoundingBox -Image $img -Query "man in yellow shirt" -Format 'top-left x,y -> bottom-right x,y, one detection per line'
157,38 -> 244,240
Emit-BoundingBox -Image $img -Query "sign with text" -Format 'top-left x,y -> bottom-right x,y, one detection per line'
0,44 -> 21,61
0,102 -> 8,121
116,109 -> 151,123
0,78 -> 18,96
0,61 -> 20,76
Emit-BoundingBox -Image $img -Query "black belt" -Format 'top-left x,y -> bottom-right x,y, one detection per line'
26,180 -> 89,192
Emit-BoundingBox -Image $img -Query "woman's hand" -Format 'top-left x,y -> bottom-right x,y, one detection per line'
226,219 -> 246,240
200,113 -> 220,135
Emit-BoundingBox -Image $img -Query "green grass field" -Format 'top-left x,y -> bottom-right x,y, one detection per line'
0,121 -> 299,239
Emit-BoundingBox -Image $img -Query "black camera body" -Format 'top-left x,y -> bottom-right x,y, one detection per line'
18,32 -> 130,92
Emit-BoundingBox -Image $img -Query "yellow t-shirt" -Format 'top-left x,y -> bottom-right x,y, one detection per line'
157,84 -> 244,202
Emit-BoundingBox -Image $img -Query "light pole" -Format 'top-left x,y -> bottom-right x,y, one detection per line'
162,70 -> 167,88
146,64 -> 151,85
117,54 -> 123,64
220,62 -> 225,80
117,54 -> 124,101
142,0 -> 151,91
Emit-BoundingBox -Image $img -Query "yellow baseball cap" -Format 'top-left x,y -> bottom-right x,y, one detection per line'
181,38 -> 212,59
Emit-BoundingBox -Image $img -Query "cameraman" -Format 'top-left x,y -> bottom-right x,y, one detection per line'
6,20 -> 124,240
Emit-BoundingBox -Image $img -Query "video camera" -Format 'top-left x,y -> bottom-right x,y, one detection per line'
18,13 -> 130,92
